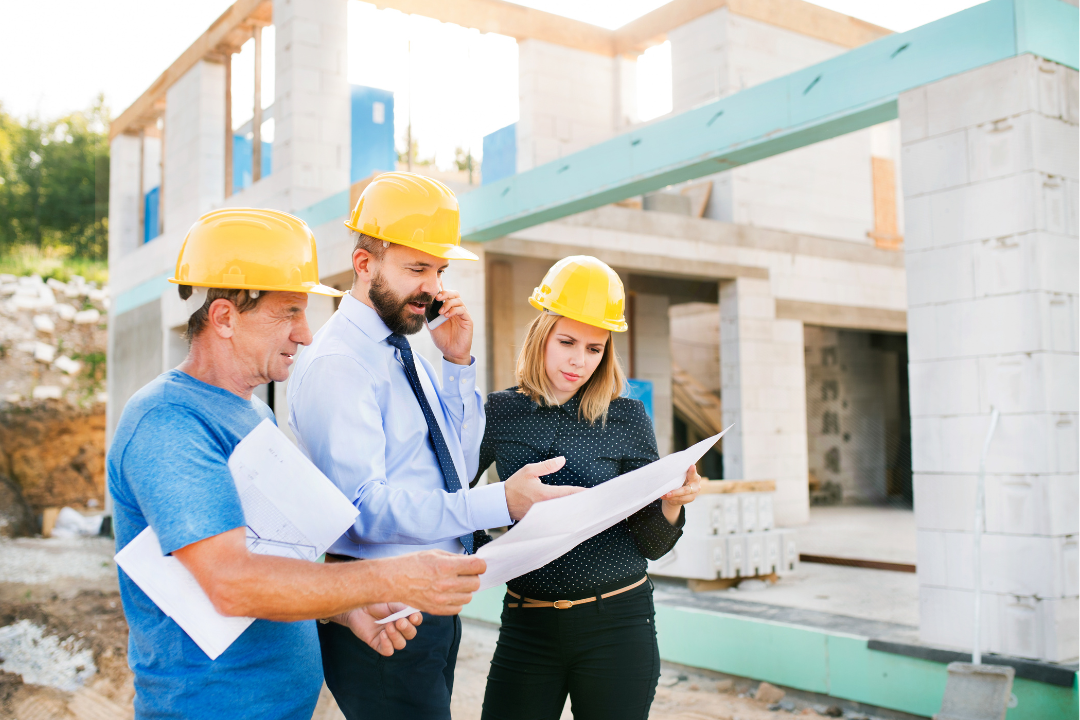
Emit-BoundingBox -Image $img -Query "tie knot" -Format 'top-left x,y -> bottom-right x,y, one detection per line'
386,333 -> 411,352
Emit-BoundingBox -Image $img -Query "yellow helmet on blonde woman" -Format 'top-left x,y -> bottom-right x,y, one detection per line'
169,207 -> 344,296
345,171 -> 479,261
529,256 -> 627,332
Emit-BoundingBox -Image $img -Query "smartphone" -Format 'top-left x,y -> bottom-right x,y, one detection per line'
426,297 -> 448,330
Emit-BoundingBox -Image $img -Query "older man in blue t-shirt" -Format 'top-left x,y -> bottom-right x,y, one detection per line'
108,208 -> 486,719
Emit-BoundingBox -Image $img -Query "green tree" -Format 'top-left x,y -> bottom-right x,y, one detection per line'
0,97 -> 110,261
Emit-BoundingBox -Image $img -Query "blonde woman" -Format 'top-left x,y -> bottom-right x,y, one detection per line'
475,256 -> 701,720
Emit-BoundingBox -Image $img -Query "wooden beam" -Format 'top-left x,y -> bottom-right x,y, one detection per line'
612,0 -> 890,55
367,0 -> 615,55
110,0 -> 271,140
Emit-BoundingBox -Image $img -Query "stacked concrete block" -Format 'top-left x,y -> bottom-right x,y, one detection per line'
649,490 -> 796,580
107,134 -> 142,264
272,0 -> 350,213
720,277 -> 809,524
900,54 -> 1079,662
516,39 -> 627,173
667,8 -> 895,243
163,59 -> 226,233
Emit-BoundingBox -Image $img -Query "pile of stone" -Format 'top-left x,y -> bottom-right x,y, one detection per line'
0,274 -> 108,407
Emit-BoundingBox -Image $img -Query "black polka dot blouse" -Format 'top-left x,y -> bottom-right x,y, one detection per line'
474,388 -> 685,599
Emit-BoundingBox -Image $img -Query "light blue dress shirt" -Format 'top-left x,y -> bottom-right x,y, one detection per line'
288,293 -> 511,558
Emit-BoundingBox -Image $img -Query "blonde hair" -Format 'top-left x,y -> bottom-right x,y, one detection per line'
515,312 -> 627,425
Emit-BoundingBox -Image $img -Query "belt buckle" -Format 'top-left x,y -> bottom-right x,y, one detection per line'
553,599 -> 574,609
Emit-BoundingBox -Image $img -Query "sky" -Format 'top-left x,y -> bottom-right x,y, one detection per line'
0,0 -> 987,168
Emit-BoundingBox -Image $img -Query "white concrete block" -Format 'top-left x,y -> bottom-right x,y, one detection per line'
905,244 -> 975,306
982,533 -> 1078,598
985,473 -> 1080,538
908,358 -> 980,417
922,55 -> 1042,137
898,86 -> 928,144
901,130 -> 969,196
648,534 -> 728,580
745,533 -> 764,576
917,529 -> 949,586
914,474 -> 975,533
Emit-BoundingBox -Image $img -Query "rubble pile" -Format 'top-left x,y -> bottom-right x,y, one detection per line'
0,274 -> 108,533
0,273 -> 108,407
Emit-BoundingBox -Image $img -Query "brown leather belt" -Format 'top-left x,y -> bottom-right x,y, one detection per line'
506,576 -> 648,609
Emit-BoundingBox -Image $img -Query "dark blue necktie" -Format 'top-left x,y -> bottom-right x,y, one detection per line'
386,333 -> 474,554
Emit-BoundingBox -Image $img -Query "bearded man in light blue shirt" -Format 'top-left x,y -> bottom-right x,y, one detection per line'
288,173 -> 577,720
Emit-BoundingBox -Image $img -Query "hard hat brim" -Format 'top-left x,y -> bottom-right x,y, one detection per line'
168,277 -> 345,298
344,222 -> 480,262
529,296 -> 629,333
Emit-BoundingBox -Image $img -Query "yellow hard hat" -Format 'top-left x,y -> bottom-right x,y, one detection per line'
345,171 -> 478,261
529,256 -> 627,332
168,207 -> 344,296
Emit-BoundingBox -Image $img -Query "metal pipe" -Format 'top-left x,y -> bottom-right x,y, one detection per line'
973,406 -> 1000,665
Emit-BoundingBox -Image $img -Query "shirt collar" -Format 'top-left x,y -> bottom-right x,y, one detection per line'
339,293 -> 393,344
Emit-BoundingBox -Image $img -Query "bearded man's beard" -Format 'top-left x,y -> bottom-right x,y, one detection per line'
369,271 -> 433,336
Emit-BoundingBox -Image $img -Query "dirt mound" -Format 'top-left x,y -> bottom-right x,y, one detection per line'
0,403 -> 106,513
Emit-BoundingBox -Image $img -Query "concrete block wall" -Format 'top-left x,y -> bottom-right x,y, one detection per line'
272,0 -> 350,212
668,8 -> 897,244
107,134 -> 142,265
900,54 -> 1079,662
163,59 -> 226,233
720,277 -> 809,524
516,39 -> 631,172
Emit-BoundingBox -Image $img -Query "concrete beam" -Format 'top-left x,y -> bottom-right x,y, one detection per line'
460,0 -> 1079,242
776,299 -> 907,333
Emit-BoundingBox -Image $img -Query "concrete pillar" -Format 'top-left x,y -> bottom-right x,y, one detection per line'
107,134 -> 142,264
163,59 -> 226,232
720,277 -> 809,524
272,0 -> 350,212
517,40 -> 626,172
900,54 -> 1079,662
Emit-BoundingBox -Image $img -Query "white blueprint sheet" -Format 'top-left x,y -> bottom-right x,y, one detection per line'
377,427 -> 729,624
115,419 -> 359,659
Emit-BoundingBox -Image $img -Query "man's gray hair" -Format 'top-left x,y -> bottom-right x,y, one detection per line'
178,285 -> 269,341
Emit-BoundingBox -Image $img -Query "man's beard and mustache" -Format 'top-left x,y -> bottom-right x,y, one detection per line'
369,271 -> 433,336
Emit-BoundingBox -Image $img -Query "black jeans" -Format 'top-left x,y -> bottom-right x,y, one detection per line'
481,582 -> 661,720
319,612 -> 461,720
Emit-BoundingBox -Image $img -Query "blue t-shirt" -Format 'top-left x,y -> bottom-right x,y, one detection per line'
108,369 -> 322,720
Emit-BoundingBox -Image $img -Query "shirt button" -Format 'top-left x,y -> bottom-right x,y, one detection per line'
449,376 -> 455,381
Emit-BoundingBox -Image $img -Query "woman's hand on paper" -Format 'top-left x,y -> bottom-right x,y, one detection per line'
661,465 -> 702,524
336,603 -> 423,656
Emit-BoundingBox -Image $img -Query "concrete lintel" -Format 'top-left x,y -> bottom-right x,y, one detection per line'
557,206 -> 907,268
777,298 -> 907,333
483,236 -> 770,282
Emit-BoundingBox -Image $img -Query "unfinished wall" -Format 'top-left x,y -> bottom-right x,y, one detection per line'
107,134 -> 141,264
720,277 -> 808,524
516,40 -> 635,173
272,0 -> 351,212
163,59 -> 226,233
107,302 -> 163,439
668,8 -> 900,245
804,326 -> 910,505
901,54 -> 1079,662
